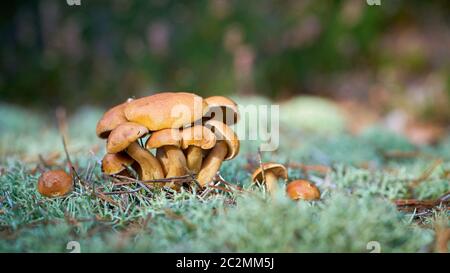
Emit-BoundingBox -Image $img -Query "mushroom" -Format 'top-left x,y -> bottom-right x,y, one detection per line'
145,128 -> 187,178
196,120 -> 240,187
286,180 -> 321,201
107,122 -> 164,181
251,163 -> 288,196
181,125 -> 216,174
204,96 -> 239,125
96,99 -> 132,139
124,92 -> 209,131
37,170 -> 73,197
101,152 -> 135,177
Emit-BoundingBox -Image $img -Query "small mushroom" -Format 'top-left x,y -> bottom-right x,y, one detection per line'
196,120 -> 239,186
37,170 -> 73,197
124,92 -> 209,131
146,128 -> 187,178
204,96 -> 239,125
181,125 -> 216,174
107,122 -> 164,181
286,180 -> 321,201
96,99 -> 132,139
101,152 -> 135,177
251,163 -> 288,196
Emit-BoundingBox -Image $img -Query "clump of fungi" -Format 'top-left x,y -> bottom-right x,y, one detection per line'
252,162 -> 320,201
96,92 -> 240,190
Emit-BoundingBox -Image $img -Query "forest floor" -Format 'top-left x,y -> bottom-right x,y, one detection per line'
0,100 -> 449,252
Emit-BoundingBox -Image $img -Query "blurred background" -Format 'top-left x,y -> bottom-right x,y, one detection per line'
0,0 -> 449,153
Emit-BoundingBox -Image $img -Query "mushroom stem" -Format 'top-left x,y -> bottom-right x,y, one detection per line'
197,141 -> 228,186
185,146 -> 203,174
163,145 -> 187,177
126,142 -> 164,183
263,171 -> 279,195
156,148 -> 169,176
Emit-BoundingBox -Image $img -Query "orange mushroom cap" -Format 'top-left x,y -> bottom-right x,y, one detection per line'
107,122 -> 149,153
96,100 -> 132,139
145,128 -> 183,149
181,125 -> 216,150
286,180 -> 321,201
251,163 -> 288,183
204,96 -> 239,125
124,92 -> 208,131
101,153 -> 134,175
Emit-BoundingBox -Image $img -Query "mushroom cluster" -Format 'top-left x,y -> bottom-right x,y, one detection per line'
96,92 -> 240,189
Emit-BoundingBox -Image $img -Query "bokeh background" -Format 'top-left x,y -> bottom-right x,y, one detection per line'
1,0 -> 450,147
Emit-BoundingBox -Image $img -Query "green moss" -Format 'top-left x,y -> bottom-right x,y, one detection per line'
0,106 -> 447,252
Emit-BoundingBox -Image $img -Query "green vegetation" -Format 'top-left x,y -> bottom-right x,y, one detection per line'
0,103 -> 448,252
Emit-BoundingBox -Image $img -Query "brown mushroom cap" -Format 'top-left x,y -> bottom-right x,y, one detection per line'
145,128 -> 182,149
101,153 -> 134,175
107,122 -> 149,153
181,125 -> 216,150
37,170 -> 73,197
124,92 -> 208,131
96,100 -> 131,139
204,96 -> 239,125
286,180 -> 321,200
204,119 -> 239,160
251,163 -> 288,183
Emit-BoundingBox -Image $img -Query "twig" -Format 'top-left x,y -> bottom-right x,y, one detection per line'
56,107 -> 69,144
394,199 -> 438,207
207,184 -> 233,193
214,172 -> 244,192
38,154 -> 51,169
199,181 -> 220,199
381,150 -> 426,160
135,181 -> 154,196
394,195 -> 449,213
94,191 -> 120,207
101,188 -> 143,195
61,135 -> 79,178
